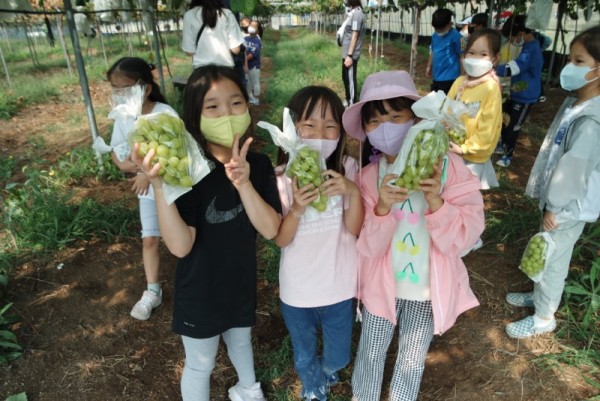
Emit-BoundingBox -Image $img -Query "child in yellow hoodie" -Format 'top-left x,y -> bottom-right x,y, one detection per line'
448,28 -> 503,190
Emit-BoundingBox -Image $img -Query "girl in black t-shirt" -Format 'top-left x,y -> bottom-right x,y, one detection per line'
132,65 -> 281,401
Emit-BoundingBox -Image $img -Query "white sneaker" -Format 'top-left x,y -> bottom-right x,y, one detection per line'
130,290 -> 162,320
228,382 -> 266,401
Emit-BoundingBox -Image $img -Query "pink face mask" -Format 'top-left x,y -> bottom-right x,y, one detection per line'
367,120 -> 414,156
299,138 -> 339,159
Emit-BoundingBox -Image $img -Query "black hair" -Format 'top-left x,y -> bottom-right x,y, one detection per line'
189,0 -> 223,28
471,13 -> 488,28
251,19 -> 264,38
240,16 -> 251,33
501,15 -> 532,38
182,65 -> 249,157
106,57 -> 167,104
276,86 -> 347,175
571,25 -> 600,62
432,8 -> 453,30
465,28 -> 501,56
359,97 -> 416,167
347,0 -> 362,8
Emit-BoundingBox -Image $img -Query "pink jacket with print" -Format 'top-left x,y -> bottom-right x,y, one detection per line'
357,153 -> 484,335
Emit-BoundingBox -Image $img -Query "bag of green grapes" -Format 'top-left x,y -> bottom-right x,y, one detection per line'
389,91 -> 450,191
440,95 -> 475,145
257,108 -> 336,216
129,112 -> 213,204
519,232 -> 556,282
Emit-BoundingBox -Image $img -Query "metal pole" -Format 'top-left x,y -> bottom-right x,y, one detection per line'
55,12 -> 74,78
146,4 -> 165,95
0,43 -> 12,90
375,3 -> 381,62
63,0 -> 103,166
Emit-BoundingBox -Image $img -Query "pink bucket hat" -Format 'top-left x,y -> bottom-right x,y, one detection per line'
342,70 -> 421,142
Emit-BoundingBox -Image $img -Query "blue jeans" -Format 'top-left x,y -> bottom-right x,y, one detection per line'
281,299 -> 353,401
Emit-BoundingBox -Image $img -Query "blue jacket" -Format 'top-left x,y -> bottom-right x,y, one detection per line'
430,29 -> 463,82
496,39 -> 543,104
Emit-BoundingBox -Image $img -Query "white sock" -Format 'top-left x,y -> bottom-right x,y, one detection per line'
147,283 -> 161,297
533,314 -> 552,328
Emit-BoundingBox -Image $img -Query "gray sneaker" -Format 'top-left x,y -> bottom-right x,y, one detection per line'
506,315 -> 556,339
506,292 -> 534,307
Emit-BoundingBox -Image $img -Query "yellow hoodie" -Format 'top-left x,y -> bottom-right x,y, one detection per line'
448,76 -> 503,163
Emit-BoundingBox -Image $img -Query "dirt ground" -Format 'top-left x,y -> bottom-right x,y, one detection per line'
1,37 -> 598,401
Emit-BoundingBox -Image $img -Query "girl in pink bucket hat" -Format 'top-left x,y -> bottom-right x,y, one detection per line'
343,71 -> 485,401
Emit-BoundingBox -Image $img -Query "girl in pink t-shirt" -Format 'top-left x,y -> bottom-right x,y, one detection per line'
273,86 -> 364,401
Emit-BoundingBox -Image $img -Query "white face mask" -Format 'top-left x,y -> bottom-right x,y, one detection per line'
299,138 -> 339,159
560,63 -> 600,91
367,120 -> 414,156
247,26 -> 257,35
462,58 -> 494,78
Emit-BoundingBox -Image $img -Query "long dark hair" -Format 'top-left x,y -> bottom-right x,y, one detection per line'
189,0 -> 224,28
106,57 -> 167,104
182,65 -> 249,157
359,97 -> 416,167
571,25 -> 600,62
276,86 -> 347,175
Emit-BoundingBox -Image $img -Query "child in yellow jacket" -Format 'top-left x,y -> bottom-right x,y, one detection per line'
448,28 -> 503,190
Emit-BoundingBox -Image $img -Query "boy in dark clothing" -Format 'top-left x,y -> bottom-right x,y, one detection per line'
495,15 -> 543,168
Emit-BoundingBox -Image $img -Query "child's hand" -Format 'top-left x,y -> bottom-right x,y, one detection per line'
426,65 -> 432,78
131,143 -> 163,189
320,169 -> 359,198
225,134 -> 252,188
291,176 -> 319,215
376,174 -> 409,216
130,174 -> 150,196
420,158 -> 444,212
542,211 -> 558,231
448,141 -> 463,154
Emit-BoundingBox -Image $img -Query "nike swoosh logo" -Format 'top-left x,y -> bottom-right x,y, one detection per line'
205,197 -> 244,224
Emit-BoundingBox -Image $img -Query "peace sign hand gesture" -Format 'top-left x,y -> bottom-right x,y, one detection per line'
224,134 -> 253,189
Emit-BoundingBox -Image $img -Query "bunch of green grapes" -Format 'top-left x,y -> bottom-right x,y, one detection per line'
447,128 -> 466,144
287,147 -> 328,212
130,113 -> 193,187
520,235 -> 547,277
394,129 -> 448,190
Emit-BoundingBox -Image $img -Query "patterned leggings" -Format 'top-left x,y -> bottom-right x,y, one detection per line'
352,299 -> 434,401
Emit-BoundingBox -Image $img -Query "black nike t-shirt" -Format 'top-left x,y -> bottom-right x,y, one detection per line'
173,152 -> 282,339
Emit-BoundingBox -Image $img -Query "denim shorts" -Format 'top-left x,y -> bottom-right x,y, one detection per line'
139,198 -> 160,238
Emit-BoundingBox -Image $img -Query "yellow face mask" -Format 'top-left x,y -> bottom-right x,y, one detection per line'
200,110 -> 252,147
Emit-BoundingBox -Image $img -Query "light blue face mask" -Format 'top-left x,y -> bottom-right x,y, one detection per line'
560,63 -> 600,91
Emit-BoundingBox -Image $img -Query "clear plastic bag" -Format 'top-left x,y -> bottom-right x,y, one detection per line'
129,112 -> 213,204
258,108 -> 335,214
519,232 -> 556,282
389,91 -> 450,191
440,96 -> 474,145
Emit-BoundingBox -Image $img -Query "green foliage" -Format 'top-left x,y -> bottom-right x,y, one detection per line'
5,393 -> 28,401
256,336 -> 294,382
0,303 -> 22,365
257,237 -> 280,286
0,156 -> 16,181
230,0 -> 259,15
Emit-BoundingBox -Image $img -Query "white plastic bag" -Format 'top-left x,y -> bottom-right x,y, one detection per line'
526,0 -> 553,31
519,232 -> 556,282
258,108 -> 337,216
388,91 -> 449,191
